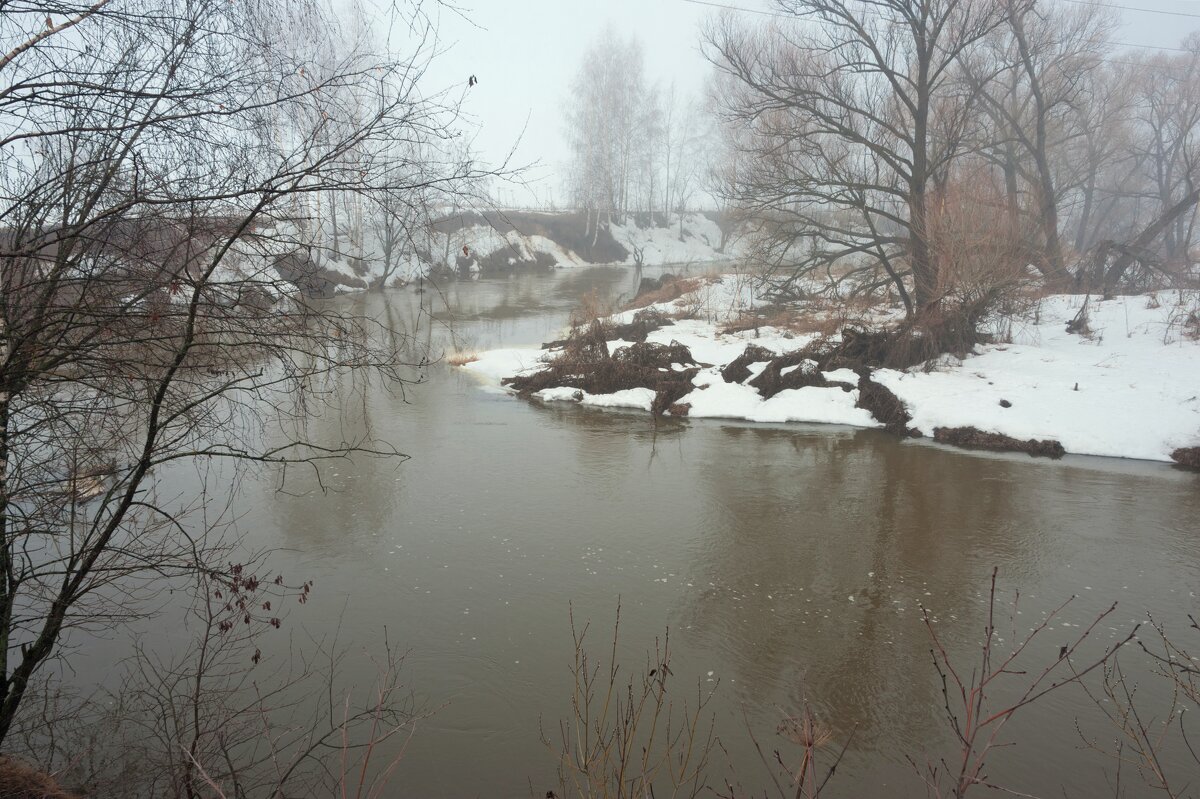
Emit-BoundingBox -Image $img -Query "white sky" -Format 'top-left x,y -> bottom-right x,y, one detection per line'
405,0 -> 1200,207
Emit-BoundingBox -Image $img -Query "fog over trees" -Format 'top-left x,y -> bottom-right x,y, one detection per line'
700,0 -> 1200,312
565,27 -> 708,230
0,0 -> 495,791
0,0 -> 1198,795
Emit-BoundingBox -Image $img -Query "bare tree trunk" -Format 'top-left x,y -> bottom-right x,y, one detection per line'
330,190 -> 341,258
1002,142 -> 1020,231
911,46 -> 938,310
1103,186 -> 1200,289
1075,169 -> 1097,253
0,349 -> 10,703
1011,7 -> 1066,284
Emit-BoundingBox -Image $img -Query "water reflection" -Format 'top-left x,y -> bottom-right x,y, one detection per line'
238,268 -> 1200,797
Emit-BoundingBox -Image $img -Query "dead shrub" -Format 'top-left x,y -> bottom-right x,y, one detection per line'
543,309 -> 675,351
559,320 -> 611,361
928,171 -> 1032,301
570,287 -> 615,327
0,758 -> 77,799
923,171 -> 1041,350
446,350 -> 479,366
610,309 -> 675,342
612,340 -> 697,369
540,605 -> 715,799
1165,293 -> 1200,342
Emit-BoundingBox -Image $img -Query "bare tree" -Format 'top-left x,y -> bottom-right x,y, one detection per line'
660,85 -> 706,236
706,0 -> 1005,313
1123,40 -> 1200,276
960,0 -> 1115,283
566,27 -> 656,226
0,0 -> 491,755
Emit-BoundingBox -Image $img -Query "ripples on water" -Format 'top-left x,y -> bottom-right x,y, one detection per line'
163,266 -> 1200,796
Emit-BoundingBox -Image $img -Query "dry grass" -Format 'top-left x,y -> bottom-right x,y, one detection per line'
623,276 -> 705,311
1165,291 -> 1200,342
0,758 -> 77,799
722,304 -> 840,337
721,291 -> 892,338
570,288 -> 615,328
446,350 -> 479,367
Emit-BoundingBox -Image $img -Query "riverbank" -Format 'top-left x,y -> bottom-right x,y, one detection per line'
287,212 -> 739,295
462,275 -> 1200,465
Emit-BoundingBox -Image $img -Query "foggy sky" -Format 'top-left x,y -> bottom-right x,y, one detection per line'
406,0 -> 1200,207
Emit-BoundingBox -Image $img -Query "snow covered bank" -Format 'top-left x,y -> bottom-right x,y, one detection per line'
275,212 -> 741,296
462,277 -> 1200,464
871,293 -> 1200,461
424,211 -> 736,275
608,214 -> 733,266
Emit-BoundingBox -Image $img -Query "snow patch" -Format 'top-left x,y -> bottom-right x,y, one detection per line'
464,286 -> 1200,463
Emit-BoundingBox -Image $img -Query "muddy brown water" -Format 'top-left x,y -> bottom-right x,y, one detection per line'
168,265 -> 1199,796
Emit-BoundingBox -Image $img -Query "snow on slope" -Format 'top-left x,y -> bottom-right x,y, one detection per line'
280,213 -> 740,295
431,224 -> 589,269
463,282 -> 1200,463
439,213 -> 734,271
873,293 -> 1200,461
608,214 -> 734,265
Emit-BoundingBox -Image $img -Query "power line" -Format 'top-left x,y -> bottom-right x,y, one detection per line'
1112,41 -> 1192,51
684,0 -> 1200,18
680,0 -> 1198,53
1056,0 -> 1200,17
681,0 -> 790,16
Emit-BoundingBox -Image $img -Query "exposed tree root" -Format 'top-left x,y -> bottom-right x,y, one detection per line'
506,326 -> 700,417
747,353 -> 855,399
856,373 -> 919,436
934,426 -> 1066,458
1170,447 -> 1200,470
519,298 -> 997,431
720,344 -> 777,384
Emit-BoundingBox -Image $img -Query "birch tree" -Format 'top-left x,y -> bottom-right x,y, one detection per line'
566,27 -> 653,225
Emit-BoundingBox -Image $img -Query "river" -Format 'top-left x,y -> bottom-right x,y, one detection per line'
223,264 -> 1198,797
